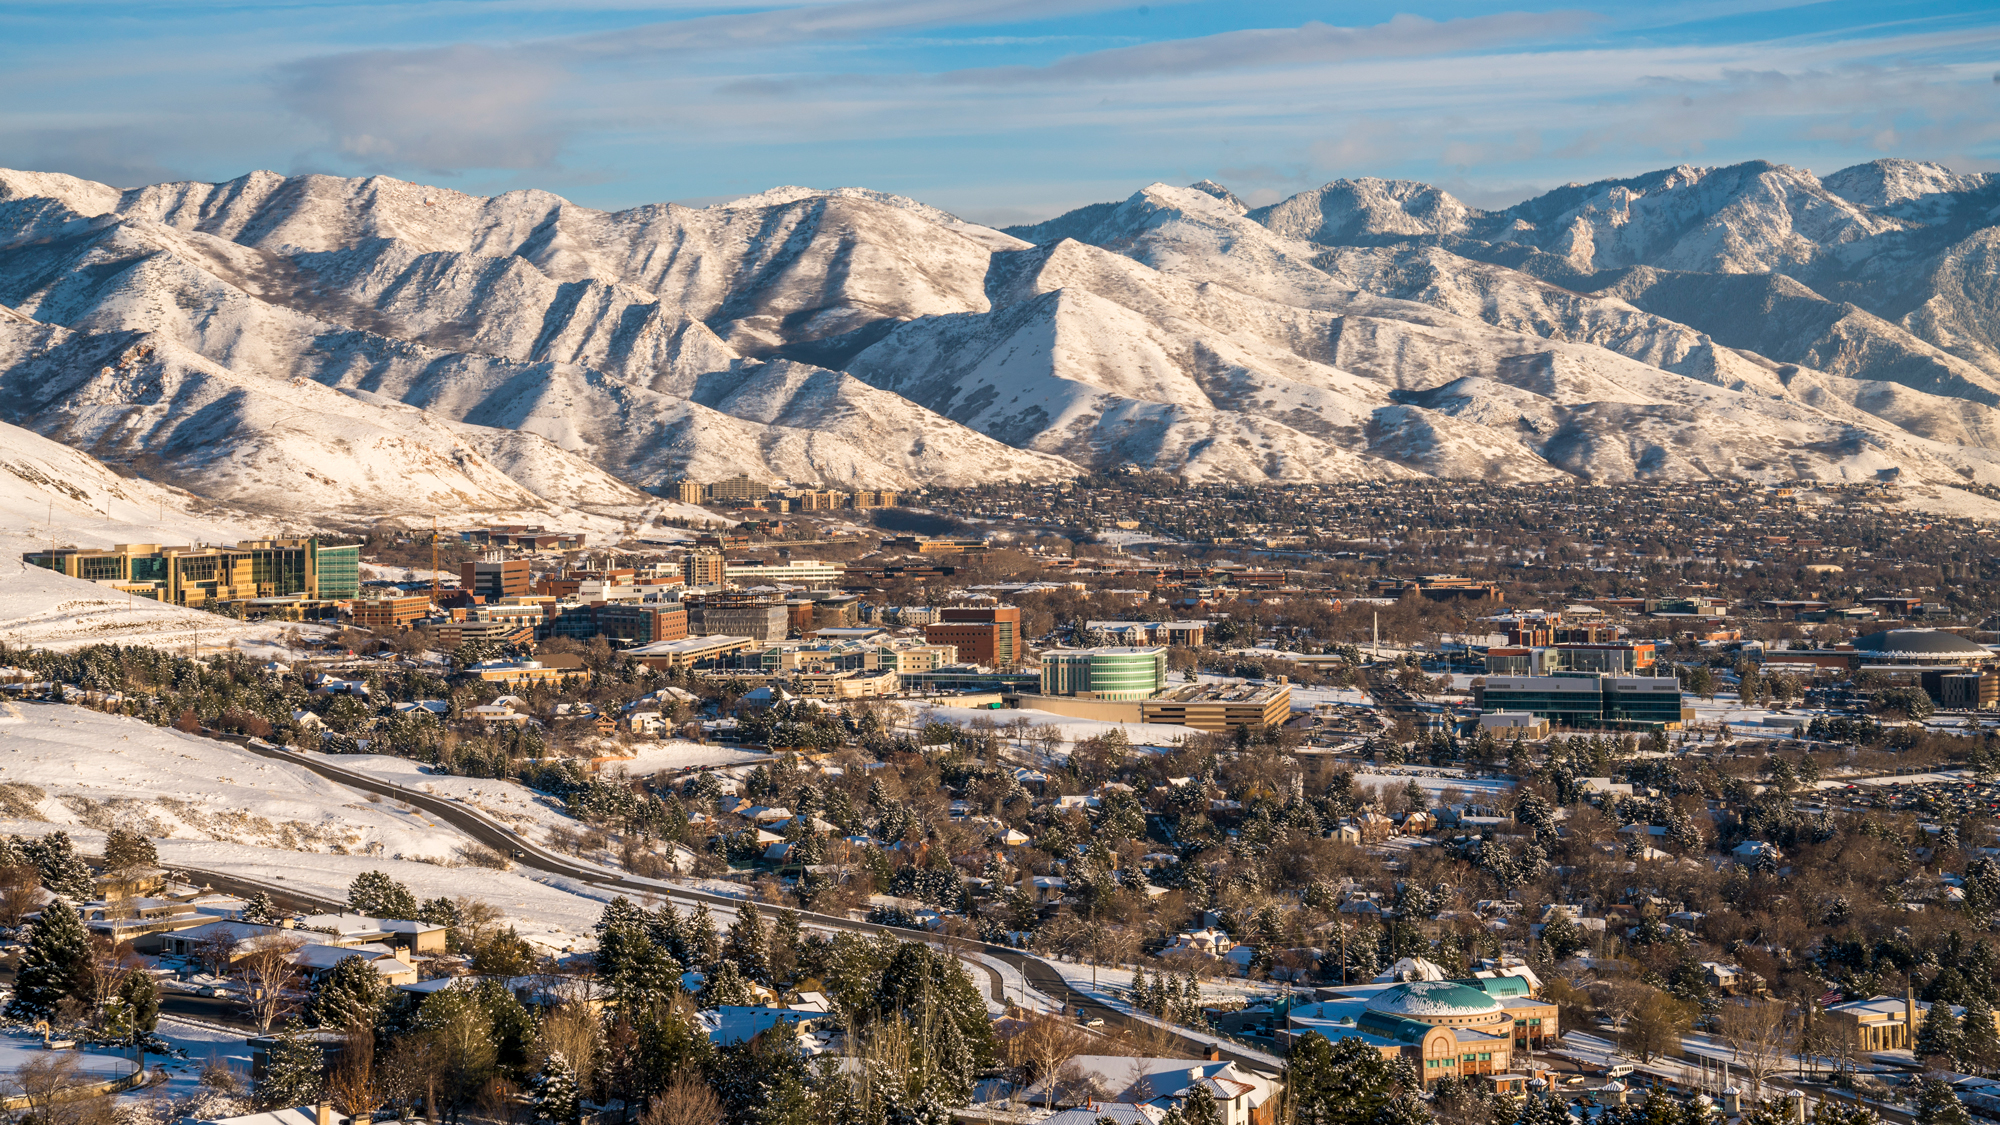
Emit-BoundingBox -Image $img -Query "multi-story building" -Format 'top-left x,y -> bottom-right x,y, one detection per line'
925,605 -> 1021,668
25,539 -> 359,606
1039,647 -> 1168,701
673,479 -> 707,505
1471,673 -> 1689,731
1083,620 -> 1208,647
460,560 -> 531,601
724,560 -> 843,585
593,603 -> 689,645
886,535 -> 984,554
708,475 -> 769,501
625,635 -> 757,672
686,595 -> 789,641
683,549 -> 727,587
853,490 -> 899,509
1140,682 -> 1292,733
350,595 -> 432,630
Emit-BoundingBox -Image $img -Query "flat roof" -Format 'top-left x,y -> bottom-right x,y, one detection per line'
627,635 -> 755,655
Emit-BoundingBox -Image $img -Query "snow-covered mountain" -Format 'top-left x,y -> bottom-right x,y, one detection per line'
4,158 -> 2000,518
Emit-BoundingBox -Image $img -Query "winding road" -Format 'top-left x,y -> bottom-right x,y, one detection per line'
190,726 -> 1281,1076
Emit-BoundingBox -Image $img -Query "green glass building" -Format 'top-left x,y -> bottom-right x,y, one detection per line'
1040,647 -> 1168,701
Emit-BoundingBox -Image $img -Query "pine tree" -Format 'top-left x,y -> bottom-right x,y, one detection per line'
243,892 -> 279,925
686,903 -> 722,969
1179,1083 -> 1223,1125
308,954 -> 389,1029
647,901 -> 688,964
103,827 -> 158,871
1131,966 -> 1149,1011
1965,993 -> 2000,1076
6,897 -> 89,1019
1915,1078 -> 1972,1125
770,909 -> 802,984
531,1051 -> 581,1125
1284,1033 -> 1413,1125
25,833 -> 94,901
696,960 -> 757,1008
727,902 -> 772,984
346,870 -> 419,918
1917,1003 -> 1966,1069
256,1023 -> 328,1110
118,968 -> 160,1036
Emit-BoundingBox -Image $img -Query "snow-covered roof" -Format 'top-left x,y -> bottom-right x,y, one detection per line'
1364,980 -> 1503,1018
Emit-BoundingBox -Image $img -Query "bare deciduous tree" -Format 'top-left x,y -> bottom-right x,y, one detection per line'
328,1026 -> 380,1125
1719,998 -> 1795,1100
237,934 -> 306,1033
1006,1013 -> 1095,1108
11,1053 -> 115,1125
640,1076 -> 724,1125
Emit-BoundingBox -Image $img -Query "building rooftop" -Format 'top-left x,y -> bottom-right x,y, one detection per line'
1365,980 -> 1504,1018
1851,629 -> 1990,658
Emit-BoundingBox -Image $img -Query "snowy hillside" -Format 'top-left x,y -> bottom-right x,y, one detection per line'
4,158 -> 2000,509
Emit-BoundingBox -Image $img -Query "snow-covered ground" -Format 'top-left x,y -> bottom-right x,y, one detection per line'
0,562 -> 309,656
0,704 -> 480,860
595,742 -> 767,775
151,839 -> 619,951
901,702 -> 1205,749
1348,771 -> 1515,799
295,751 -> 583,846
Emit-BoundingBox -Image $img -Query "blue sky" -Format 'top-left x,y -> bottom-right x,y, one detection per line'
4,0 -> 1998,224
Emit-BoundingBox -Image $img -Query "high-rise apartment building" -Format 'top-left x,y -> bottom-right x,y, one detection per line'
683,549 -> 726,587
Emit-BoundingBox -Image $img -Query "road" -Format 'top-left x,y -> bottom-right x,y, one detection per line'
197,726 -> 1280,1074
1362,664 -> 1418,716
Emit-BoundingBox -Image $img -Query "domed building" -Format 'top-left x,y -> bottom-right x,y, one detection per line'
1365,981 -> 1512,1031
1763,628 -> 1997,709
1283,973 -> 1558,1085
1849,629 -> 1992,665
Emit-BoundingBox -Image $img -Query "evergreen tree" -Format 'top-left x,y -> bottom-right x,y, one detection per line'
1539,912 -> 1588,962
1180,1084 -> 1223,1125
5,897 -> 89,1019
873,942 -> 996,1068
1917,1003 -> 1967,1069
308,954 -> 389,1029
1915,1078 -> 1972,1125
1283,1033 -> 1417,1125
243,892 -> 280,925
117,968 -> 160,1036
770,909 -> 802,984
728,902 -> 772,984
697,961 -> 758,1008
103,827 -> 158,872
686,903 -> 722,970
346,870 -> 419,918
1132,966 -> 1150,1011
1965,993 -> 2000,1075
23,833 -> 94,901
531,1051 -> 581,1125
647,902 -> 689,964
256,1023 -> 328,1110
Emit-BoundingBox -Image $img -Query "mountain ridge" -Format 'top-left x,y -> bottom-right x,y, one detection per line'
5,157 -> 2000,521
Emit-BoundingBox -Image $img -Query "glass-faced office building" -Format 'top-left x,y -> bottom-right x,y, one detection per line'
1040,647 -> 1168,701
1473,673 -> 1689,731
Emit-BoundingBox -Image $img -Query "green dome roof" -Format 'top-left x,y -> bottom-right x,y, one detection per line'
1365,981 -> 1502,1018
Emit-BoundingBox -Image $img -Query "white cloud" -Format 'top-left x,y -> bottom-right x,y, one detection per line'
277,44 -> 568,173
938,11 -> 1597,85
